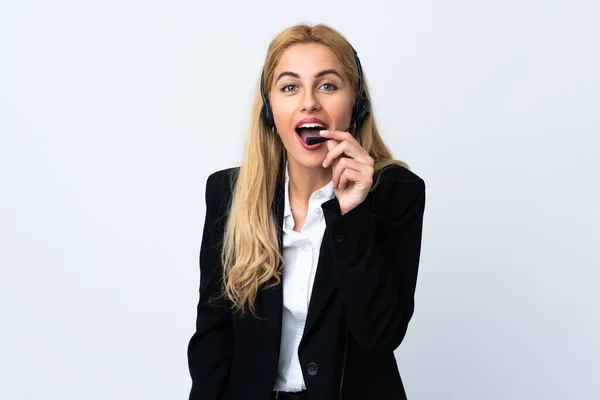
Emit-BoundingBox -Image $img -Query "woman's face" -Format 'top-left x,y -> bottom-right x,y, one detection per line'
268,43 -> 354,169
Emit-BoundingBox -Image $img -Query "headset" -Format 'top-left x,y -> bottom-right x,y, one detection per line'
260,47 -> 371,142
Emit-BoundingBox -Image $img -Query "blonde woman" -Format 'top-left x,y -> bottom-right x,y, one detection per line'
187,23 -> 426,400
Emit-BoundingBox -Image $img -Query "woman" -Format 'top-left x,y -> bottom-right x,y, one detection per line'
187,23 -> 426,400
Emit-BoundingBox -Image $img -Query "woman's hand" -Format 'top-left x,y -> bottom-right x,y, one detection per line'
320,129 -> 375,215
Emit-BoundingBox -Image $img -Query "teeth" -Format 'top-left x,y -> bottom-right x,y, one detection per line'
297,122 -> 325,129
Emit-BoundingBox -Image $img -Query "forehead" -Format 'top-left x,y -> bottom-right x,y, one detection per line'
274,43 -> 345,77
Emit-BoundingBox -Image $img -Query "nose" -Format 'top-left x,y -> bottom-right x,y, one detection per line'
300,88 -> 321,113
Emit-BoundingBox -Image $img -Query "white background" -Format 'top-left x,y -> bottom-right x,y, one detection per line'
1,0 -> 598,399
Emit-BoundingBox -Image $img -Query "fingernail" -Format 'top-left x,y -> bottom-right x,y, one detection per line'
319,130 -> 328,135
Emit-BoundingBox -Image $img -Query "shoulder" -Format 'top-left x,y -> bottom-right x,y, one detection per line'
205,166 -> 240,212
374,163 -> 425,192
206,166 -> 240,190
371,164 -> 426,215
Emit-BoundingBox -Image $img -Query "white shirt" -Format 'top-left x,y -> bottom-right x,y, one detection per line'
273,162 -> 335,391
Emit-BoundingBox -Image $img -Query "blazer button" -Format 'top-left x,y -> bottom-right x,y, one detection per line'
306,362 -> 319,376
335,234 -> 344,243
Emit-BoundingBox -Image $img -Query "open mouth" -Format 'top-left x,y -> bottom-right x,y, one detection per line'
295,122 -> 327,143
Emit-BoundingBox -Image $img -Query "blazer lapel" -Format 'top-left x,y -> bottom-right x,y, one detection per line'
257,168 -> 286,327
302,230 -> 336,341
263,166 -> 338,339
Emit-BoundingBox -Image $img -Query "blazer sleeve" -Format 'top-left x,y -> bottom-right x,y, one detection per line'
187,171 -> 233,400
321,174 -> 426,354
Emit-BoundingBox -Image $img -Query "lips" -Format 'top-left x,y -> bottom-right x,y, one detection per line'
294,118 -> 328,144
294,117 -> 328,129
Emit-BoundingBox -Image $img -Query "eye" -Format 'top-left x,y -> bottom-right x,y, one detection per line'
281,84 -> 296,93
320,83 -> 337,91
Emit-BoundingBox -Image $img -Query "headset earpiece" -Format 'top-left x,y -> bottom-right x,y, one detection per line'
353,98 -> 370,129
350,48 -> 370,137
260,71 -> 275,130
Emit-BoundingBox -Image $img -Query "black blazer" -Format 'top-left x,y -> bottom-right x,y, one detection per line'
188,164 -> 426,400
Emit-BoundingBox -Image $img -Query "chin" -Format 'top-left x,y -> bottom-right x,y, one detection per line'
287,152 -> 325,170
301,160 -> 324,169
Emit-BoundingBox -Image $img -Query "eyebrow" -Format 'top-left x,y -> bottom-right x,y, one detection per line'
274,69 -> 343,84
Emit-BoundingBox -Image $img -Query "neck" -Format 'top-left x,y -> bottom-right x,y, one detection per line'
287,158 -> 332,207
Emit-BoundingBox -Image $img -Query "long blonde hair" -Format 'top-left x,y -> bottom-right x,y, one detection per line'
221,23 -> 409,315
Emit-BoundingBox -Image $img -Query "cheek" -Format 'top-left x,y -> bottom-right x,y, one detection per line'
270,97 -> 295,123
326,97 -> 354,126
